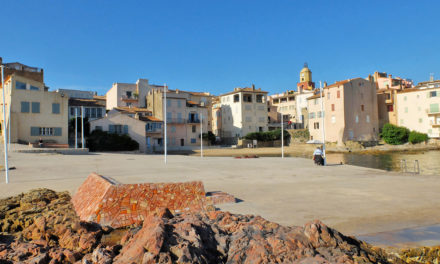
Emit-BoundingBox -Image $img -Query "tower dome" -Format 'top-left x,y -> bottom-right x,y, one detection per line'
300,62 -> 312,83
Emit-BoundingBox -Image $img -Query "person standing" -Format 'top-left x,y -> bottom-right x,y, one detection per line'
313,146 -> 324,165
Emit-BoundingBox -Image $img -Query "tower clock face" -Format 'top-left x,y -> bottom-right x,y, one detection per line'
301,73 -> 304,77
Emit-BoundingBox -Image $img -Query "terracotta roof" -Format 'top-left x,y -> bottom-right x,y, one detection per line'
397,87 -> 440,94
114,107 -> 151,114
324,79 -> 351,89
138,116 -> 162,122
307,93 -> 323,100
220,87 -> 268,96
93,95 -> 106,101
187,100 -> 198,105
69,98 -> 105,107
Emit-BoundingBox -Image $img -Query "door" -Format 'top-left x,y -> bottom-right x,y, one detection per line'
180,138 -> 184,146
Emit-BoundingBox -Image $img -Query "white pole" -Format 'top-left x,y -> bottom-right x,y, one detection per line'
81,106 -> 84,149
200,113 -> 203,158
7,114 -> 10,152
1,65 -> 9,184
75,108 -> 78,149
164,84 -> 167,164
281,114 -> 284,158
320,81 -> 326,166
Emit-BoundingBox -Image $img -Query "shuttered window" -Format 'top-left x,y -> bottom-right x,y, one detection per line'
54,128 -> 62,136
21,102 -> 30,113
52,103 -> 60,114
16,81 -> 26,90
32,102 -> 40,113
430,103 -> 439,113
30,127 -> 39,136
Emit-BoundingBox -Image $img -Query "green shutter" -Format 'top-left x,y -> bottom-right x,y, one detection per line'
430,103 -> 439,113
30,127 -> 40,136
32,102 -> 40,113
123,125 -> 128,134
21,102 -> 30,113
109,124 -> 115,133
52,103 -> 60,114
54,127 -> 62,136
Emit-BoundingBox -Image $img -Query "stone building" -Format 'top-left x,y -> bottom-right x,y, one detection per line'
307,78 -> 379,143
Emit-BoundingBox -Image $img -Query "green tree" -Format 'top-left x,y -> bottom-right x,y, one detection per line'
380,123 -> 409,145
408,131 -> 428,144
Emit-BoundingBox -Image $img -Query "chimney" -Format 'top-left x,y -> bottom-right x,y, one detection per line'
388,74 -> 392,78
324,82 -> 328,87
252,84 -> 255,90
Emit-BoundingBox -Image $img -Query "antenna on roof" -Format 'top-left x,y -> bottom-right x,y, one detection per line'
430,73 -> 434,82
304,62 -> 308,68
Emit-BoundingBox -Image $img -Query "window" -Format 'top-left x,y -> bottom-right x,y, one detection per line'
21,102 -> 30,113
355,115 -> 359,123
109,124 -> 128,134
430,91 -> 437,98
126,91 -> 132,98
430,103 -> 439,113
314,99 -> 318,105
171,126 -> 176,133
177,112 -> 182,122
327,93 -> 330,99
317,111 -> 322,118
361,105 -> 364,111
192,125 -> 196,133
31,127 -> 62,136
256,94 -> 263,103
32,102 -> 40,113
85,108 -> 90,118
191,138 -> 196,144
331,115 -> 336,123
387,105 -> 394,112
245,116 -> 252,122
314,122 -> 320,129
366,115 -> 370,123
91,108 -> 96,118
40,127 -> 53,136
177,100 -> 182,108
419,118 -> 423,123
166,112 -> 172,120
234,94 -> 240,102
95,126 -> 103,131
331,104 -> 335,111
97,108 -> 103,118
30,85 -> 39,91
52,103 -> 60,114
16,81 -> 26,90
243,94 -> 252,102
167,99 -> 171,106
337,91 -> 340,98
404,96 -> 407,101
309,112 -> 315,119
400,119 -> 404,125
70,107 -> 75,116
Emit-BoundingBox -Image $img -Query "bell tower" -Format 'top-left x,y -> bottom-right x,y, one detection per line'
297,62 -> 315,92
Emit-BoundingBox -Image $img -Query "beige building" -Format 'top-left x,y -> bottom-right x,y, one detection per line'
216,85 -> 268,144
396,80 -> 440,138
106,78 -> 163,110
146,88 -> 209,148
89,109 -> 163,153
307,78 -> 379,143
0,74 -> 68,144
369,72 -> 414,129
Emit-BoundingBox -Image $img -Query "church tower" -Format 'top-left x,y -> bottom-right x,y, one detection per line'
297,63 -> 315,92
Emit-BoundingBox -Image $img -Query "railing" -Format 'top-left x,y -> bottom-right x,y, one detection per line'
165,118 -> 201,124
400,159 -> 420,175
121,95 -> 138,101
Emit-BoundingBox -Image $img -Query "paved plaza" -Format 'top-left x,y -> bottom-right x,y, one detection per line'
1,151 -> 440,236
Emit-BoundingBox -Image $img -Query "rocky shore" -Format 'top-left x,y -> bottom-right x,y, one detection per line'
0,189 -> 438,263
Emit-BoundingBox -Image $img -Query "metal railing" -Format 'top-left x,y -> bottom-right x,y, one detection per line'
400,159 -> 420,175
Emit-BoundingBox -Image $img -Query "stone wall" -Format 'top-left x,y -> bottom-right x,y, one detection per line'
72,173 -> 207,228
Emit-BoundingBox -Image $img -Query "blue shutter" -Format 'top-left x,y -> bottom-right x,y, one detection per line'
52,103 -> 60,114
54,127 -> 62,136
32,102 -> 40,113
21,102 -> 30,113
30,127 -> 40,136
195,113 -> 199,121
109,124 -> 115,133
123,125 -> 128,134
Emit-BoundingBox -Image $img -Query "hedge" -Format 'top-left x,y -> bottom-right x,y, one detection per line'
244,129 -> 290,142
408,131 -> 428,144
380,123 -> 409,145
86,130 -> 139,151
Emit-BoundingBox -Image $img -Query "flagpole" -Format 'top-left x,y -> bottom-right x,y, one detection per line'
81,106 -> 84,149
281,114 -> 284,158
75,108 -> 78,149
1,65 -> 9,183
200,113 -> 203,158
164,84 -> 167,164
320,81 -> 326,166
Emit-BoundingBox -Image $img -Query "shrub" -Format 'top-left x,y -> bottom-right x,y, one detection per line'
244,129 -> 290,142
380,123 -> 409,145
86,130 -> 139,151
408,131 -> 428,144
200,131 -> 216,145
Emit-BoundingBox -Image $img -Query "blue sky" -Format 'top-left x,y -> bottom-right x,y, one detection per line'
1,1 -> 438,95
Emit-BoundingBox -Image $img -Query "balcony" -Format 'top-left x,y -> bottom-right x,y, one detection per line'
121,95 -> 138,102
167,118 -> 186,124
187,118 -> 201,123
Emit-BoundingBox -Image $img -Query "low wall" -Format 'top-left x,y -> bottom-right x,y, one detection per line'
72,173 -> 207,228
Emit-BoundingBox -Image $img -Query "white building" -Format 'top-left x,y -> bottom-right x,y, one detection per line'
217,85 -> 268,144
